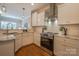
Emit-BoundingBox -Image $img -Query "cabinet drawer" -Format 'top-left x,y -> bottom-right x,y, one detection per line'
65,38 -> 79,48
54,44 -> 65,50
65,42 -> 78,49
54,39 -> 65,45
65,38 -> 78,44
64,45 -> 77,56
54,49 -> 66,56
76,48 -> 79,55
54,36 -> 65,41
54,37 -> 65,45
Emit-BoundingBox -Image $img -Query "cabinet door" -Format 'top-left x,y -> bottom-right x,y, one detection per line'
65,38 -> 78,56
33,27 -> 42,46
58,6 -> 68,24
64,45 -> 77,56
54,36 -> 66,56
54,36 -> 79,56
22,33 -> 33,46
37,11 -> 45,26
15,34 -> 22,52
0,40 -> 14,56
32,12 -> 38,26
34,33 -> 41,46
58,4 -> 79,25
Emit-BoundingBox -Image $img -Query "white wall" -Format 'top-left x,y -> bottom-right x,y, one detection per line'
60,25 -> 79,36
45,19 -> 59,33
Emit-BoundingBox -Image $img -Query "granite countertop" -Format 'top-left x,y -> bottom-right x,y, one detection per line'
55,34 -> 79,40
0,34 -> 15,41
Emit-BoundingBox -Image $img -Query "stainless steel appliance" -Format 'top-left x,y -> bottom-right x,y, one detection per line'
40,32 -> 54,55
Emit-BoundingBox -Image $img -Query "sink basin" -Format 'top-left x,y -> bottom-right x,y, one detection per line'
0,34 -> 16,41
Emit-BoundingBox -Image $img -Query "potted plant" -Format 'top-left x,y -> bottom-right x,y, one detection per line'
59,26 -> 67,35
59,27 -> 64,35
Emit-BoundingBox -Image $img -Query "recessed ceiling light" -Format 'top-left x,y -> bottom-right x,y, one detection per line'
31,3 -> 34,5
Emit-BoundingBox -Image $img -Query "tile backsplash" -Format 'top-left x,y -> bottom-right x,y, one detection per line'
61,24 -> 79,36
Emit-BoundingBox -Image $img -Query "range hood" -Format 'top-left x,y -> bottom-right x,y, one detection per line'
49,3 -> 57,20
43,3 -> 58,33
45,3 -> 57,21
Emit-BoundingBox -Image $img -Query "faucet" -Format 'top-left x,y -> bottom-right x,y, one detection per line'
6,23 -> 13,34
42,26 -> 47,33
63,27 -> 67,35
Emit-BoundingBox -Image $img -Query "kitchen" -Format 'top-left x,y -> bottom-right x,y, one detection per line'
0,3 -> 79,56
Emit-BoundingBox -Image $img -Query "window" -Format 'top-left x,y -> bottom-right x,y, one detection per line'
0,21 -> 17,29
24,23 -> 28,29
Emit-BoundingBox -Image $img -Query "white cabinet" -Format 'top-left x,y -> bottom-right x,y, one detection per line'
15,34 -> 23,52
58,4 -> 79,25
32,12 -> 38,26
0,40 -> 14,56
22,33 -> 33,46
15,33 -> 33,52
54,36 -> 66,56
32,11 -> 45,26
33,27 -> 42,46
34,33 -> 41,46
37,11 -> 45,26
54,36 -> 79,56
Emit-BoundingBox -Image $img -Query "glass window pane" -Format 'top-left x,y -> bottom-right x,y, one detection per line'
0,21 -> 17,29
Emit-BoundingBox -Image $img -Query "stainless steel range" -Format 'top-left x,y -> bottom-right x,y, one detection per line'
40,32 -> 54,55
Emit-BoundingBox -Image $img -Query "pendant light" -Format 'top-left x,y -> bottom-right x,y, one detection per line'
0,3 -> 6,15
22,8 -> 25,19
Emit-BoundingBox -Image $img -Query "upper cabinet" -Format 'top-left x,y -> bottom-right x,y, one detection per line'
37,11 -> 45,26
31,5 -> 49,26
32,12 -> 38,26
58,4 -> 79,25
32,11 -> 45,26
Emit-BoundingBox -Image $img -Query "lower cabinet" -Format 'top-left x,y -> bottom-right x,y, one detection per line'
34,33 -> 41,46
15,32 -> 33,52
54,36 -> 66,56
33,27 -> 42,46
54,36 -> 79,56
15,34 -> 23,52
0,40 -> 14,56
22,32 -> 33,46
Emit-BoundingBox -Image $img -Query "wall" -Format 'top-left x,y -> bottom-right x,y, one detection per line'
45,19 -> 59,33
60,24 -> 79,36
58,4 -> 79,36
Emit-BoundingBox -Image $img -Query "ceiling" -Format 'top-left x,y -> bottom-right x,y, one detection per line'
0,3 -> 48,20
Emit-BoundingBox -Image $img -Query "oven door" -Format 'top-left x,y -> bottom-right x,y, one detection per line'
41,37 -> 53,51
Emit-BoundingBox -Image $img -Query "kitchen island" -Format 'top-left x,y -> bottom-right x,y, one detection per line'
0,34 -> 15,56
